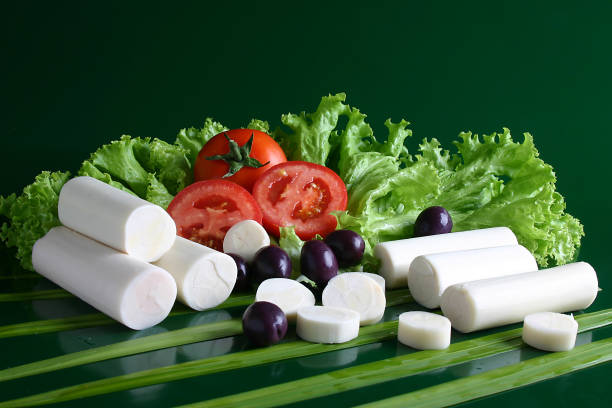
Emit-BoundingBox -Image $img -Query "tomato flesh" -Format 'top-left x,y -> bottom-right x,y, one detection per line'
167,180 -> 263,251
252,161 -> 347,240
291,178 -> 331,221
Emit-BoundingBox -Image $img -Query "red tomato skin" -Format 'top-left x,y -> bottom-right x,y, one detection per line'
252,161 -> 348,240
167,179 -> 262,251
193,129 -> 287,192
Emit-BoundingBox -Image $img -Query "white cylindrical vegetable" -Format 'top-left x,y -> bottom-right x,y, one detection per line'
58,176 -> 176,262
255,278 -> 315,321
522,312 -> 578,352
223,219 -> 270,263
440,262 -> 598,333
398,311 -> 451,350
153,236 -> 237,311
322,273 -> 386,326
32,226 -> 177,330
296,306 -> 360,344
374,227 -> 518,288
408,245 -> 537,309
354,272 -> 386,292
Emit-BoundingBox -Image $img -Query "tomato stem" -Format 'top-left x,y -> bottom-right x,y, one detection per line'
206,133 -> 270,178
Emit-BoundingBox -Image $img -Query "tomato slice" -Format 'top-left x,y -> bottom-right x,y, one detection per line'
167,180 -> 263,251
252,161 -> 348,240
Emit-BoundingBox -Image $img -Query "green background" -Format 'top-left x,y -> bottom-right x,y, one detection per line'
2,1 -> 611,407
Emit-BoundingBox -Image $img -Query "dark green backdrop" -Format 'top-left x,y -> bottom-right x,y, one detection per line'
2,1 -> 611,407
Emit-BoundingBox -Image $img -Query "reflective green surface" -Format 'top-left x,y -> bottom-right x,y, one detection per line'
2,1 -> 611,407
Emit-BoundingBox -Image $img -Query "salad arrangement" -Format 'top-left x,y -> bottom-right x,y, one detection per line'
0,91 -> 606,408
0,93 -> 583,275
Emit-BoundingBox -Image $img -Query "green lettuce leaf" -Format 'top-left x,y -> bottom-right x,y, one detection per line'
274,93 -> 350,166
444,129 -> 584,266
276,94 -> 413,178
1,134 -> 193,272
246,119 -> 270,133
82,135 -> 151,196
78,135 -> 191,208
332,106 -> 375,176
0,171 -> 70,271
336,128 -> 583,267
1,122 -> 221,273
0,94 -> 584,276
278,226 -> 304,278
140,138 -> 192,195
274,95 -> 583,269
0,114 -> 234,274
176,118 -> 228,166
144,174 -> 174,209
78,161 -> 137,195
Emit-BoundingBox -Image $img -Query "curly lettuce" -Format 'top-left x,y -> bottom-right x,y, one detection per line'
0,93 -> 584,274
278,226 -> 304,278
246,119 -> 270,134
275,94 -> 583,269
1,135 -> 195,271
0,171 -> 71,271
0,117 -> 278,272
78,135 -> 192,209
175,118 -> 228,166
273,93 -> 350,166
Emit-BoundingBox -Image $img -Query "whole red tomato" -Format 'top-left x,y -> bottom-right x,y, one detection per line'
194,129 -> 287,192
